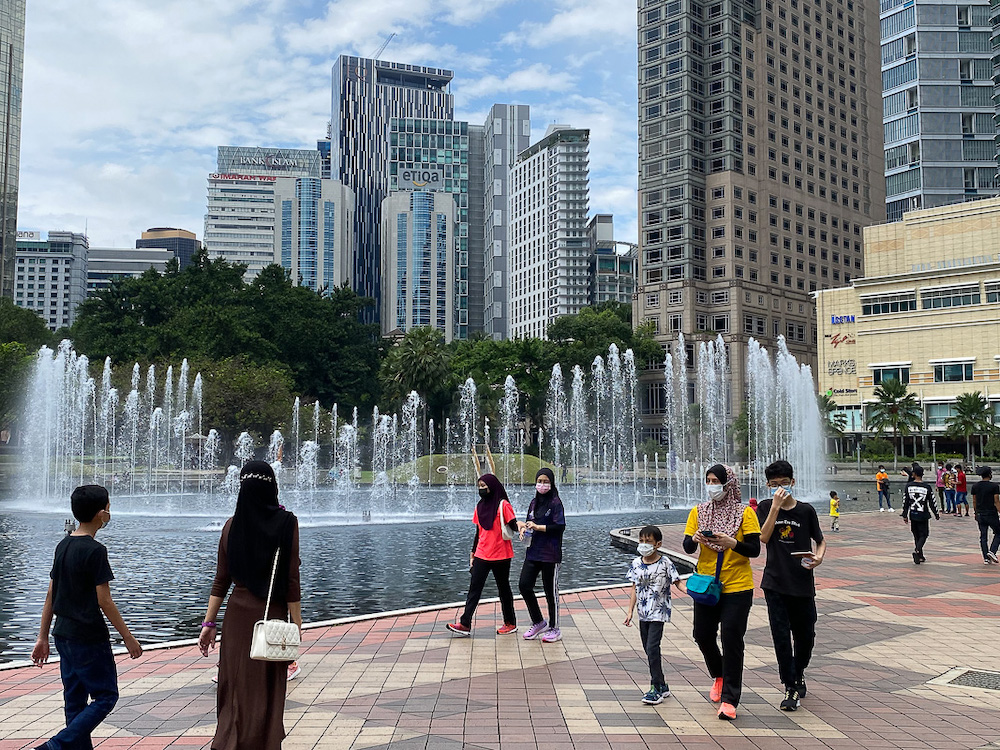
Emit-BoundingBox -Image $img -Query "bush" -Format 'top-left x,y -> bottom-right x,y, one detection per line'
860,438 -> 893,461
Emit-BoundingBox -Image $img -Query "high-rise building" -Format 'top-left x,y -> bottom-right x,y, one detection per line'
587,215 -> 636,307
0,0 -> 25,299
13,231 -> 87,330
273,176 -> 354,293
330,56 -> 454,322
483,104 -> 532,340
882,0 -> 997,221
508,125 -> 591,340
136,227 -> 199,269
204,146 -> 321,282
387,117 -> 473,338
379,191 -> 456,341
634,0 -> 884,442
87,246 -> 173,295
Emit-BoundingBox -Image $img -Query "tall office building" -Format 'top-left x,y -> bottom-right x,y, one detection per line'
330,56 -> 454,322
882,0 -> 997,220
0,0 -> 24,299
136,227 -> 199,269
204,146 -> 321,282
587,215 -> 636,307
13,231 -> 87,330
483,104 -> 532,340
273,176 -> 354,293
634,0 -> 884,442
379,191 -> 456,341
87,246 -> 173,295
508,125 -> 591,340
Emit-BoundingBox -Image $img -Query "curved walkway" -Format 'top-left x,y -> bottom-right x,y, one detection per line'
2,511 -> 1000,749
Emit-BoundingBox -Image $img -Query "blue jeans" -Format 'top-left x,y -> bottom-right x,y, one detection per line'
945,489 -> 956,513
49,637 -> 119,750
878,489 -> 892,508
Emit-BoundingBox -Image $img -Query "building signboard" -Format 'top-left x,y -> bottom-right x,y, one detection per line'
16,230 -> 41,241
396,167 -> 445,191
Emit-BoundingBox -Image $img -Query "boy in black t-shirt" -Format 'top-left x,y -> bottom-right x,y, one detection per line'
900,465 -> 940,564
971,466 -> 1000,564
31,485 -> 142,750
757,460 -> 826,713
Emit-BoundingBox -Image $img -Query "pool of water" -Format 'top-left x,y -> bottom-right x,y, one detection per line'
0,506 -> 696,663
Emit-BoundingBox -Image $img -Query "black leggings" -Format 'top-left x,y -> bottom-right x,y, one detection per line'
460,557 -> 516,629
692,589 -> 753,707
518,559 -> 560,627
763,590 -> 817,688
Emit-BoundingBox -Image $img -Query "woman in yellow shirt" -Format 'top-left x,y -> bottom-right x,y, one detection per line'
683,463 -> 761,721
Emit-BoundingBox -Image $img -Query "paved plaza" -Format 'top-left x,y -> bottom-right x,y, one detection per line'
2,510 -> 1000,749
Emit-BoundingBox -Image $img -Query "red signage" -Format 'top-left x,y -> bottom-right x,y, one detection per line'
209,173 -> 279,182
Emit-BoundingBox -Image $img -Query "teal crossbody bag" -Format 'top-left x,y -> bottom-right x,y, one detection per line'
686,550 -> 725,606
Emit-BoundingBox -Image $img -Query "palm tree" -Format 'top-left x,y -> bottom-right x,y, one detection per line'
946,391 -> 995,461
818,393 -> 848,455
379,327 -> 452,434
866,378 -> 922,469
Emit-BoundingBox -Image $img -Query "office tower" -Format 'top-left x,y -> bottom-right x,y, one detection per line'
0,0 -> 24,299
634,0 -> 884,442
508,125 -> 591,339
387,117 -> 473,338
204,146 -> 321,282
587,215 -> 636,306
13,231 -> 87,330
136,227 -> 199,269
273,176 -> 354,293
883,0 -> 997,220
87,246 -> 173,295
483,104 -> 532,340
330,56 -> 454,323
379,191 -> 456,341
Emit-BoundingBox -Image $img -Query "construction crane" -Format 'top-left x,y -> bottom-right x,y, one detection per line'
371,33 -> 395,60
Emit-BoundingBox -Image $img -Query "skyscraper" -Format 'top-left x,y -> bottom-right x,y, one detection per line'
136,227 -> 199,269
883,0 -> 998,219
587,215 -> 636,307
330,56 -> 454,321
634,0 -> 884,442
483,104 -> 532,340
0,0 -> 24,299
508,125 -> 591,339
13,231 -> 87,330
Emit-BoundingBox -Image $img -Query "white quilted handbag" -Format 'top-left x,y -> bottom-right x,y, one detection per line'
249,549 -> 300,662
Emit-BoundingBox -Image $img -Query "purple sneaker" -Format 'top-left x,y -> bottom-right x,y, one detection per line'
523,620 -> 548,640
541,627 -> 562,643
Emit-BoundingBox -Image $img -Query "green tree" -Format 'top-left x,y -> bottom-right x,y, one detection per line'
380,327 -> 452,430
0,341 -> 29,433
728,405 -> 751,461
945,391 -> 995,460
818,393 -> 848,455
866,378 -> 922,469
0,297 -> 54,349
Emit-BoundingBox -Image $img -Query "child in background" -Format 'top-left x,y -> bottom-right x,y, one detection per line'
829,491 -> 840,532
624,525 -> 684,705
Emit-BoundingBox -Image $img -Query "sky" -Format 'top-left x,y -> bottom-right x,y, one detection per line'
18,0 -> 639,249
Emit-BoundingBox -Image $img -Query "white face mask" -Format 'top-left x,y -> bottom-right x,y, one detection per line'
706,484 -> 725,501
637,542 -> 656,556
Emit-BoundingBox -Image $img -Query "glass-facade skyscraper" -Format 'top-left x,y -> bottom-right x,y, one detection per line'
0,0 -> 24,299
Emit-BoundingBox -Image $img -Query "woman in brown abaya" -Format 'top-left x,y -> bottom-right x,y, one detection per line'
198,461 -> 302,750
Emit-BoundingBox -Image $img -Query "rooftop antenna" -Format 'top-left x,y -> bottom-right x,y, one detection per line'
371,33 -> 395,60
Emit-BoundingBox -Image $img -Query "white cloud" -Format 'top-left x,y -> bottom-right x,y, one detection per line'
454,63 -> 575,99
502,0 -> 635,48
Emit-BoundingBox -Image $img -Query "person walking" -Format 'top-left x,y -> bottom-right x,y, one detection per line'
518,468 -> 566,643
756,461 -> 826,712
943,463 -> 957,515
901,465 -> 940,564
875,465 -> 892,511
955,464 -> 969,517
447,473 -> 519,636
198,461 -> 302,750
829,491 -> 841,532
935,461 -> 946,511
971,466 -> 1000,564
683,463 -> 761,721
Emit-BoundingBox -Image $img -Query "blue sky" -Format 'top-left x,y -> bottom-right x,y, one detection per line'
19,0 -> 638,250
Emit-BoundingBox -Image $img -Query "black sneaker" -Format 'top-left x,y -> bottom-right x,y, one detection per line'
912,552 -> 921,564
780,686 -> 800,711
795,678 -> 807,698
988,551 -> 999,564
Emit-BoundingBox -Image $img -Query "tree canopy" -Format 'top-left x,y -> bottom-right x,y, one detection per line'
0,297 -> 54,349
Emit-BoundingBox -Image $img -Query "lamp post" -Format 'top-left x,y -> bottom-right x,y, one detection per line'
856,441 -> 861,475
932,438 -> 937,469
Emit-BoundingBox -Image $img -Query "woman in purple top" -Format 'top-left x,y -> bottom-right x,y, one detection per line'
517,468 -> 567,643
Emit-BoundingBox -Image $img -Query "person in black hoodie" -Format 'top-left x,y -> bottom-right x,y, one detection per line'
517,468 -> 567,643
900,464 -> 940,564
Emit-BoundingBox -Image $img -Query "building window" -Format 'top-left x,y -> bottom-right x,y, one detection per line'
669,313 -> 683,332
926,402 -> 957,428
646,292 -> 660,308
668,290 -> 682,305
872,366 -> 910,385
920,285 -> 980,309
933,363 -> 974,382
861,291 -> 916,315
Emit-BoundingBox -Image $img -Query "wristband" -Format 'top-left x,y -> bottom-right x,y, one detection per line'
201,621 -> 217,629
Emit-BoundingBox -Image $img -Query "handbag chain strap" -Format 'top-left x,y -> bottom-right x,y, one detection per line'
713,550 -> 725,581
262,549 -> 290,622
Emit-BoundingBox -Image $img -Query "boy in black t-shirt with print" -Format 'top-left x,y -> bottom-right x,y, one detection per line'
31,485 -> 142,750
971,466 -> 1000,564
756,460 -> 826,713
901,465 -> 940,565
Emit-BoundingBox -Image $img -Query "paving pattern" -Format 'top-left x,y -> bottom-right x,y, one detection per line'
2,510 -> 1000,749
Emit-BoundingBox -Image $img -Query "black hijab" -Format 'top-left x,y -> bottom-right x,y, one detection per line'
227,461 -> 296,601
476,473 -> 509,531
532,467 -> 559,513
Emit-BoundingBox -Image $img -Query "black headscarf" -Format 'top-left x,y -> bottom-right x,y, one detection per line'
532,467 -> 559,513
476,473 -> 509,531
227,461 -> 296,601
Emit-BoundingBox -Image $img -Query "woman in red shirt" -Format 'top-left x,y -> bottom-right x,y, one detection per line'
955,464 -> 969,516
447,473 -> 520,636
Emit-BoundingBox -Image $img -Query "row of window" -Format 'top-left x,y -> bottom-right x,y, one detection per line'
871,363 -> 974,385
861,282 -> 1000,315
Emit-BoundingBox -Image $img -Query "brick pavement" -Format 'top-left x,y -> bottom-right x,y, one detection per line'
2,510 -> 1000,749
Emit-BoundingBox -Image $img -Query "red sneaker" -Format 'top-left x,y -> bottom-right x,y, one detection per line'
710,677 -> 723,702
446,622 -> 471,636
718,702 -> 737,720
496,623 -> 517,635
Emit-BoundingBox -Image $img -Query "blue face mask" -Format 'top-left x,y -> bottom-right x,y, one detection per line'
769,486 -> 781,498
